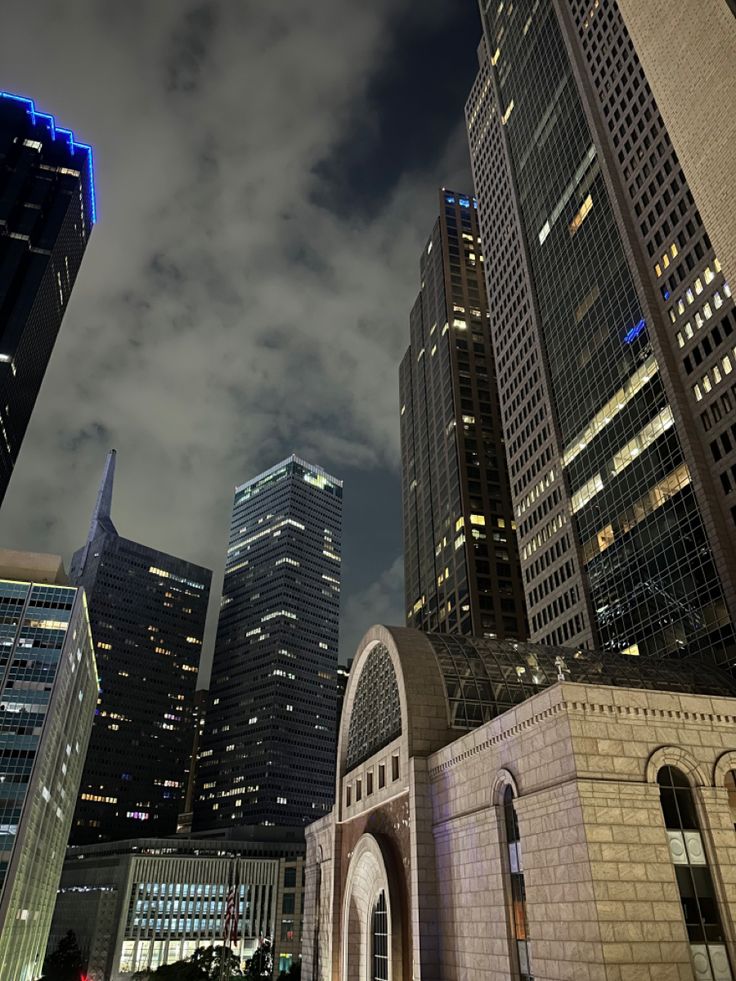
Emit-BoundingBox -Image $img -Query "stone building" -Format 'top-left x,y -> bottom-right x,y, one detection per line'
303,625 -> 736,980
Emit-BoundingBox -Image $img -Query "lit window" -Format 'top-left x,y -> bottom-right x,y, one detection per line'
568,194 -> 593,236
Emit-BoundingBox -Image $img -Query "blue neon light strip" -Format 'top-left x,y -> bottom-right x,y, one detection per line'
0,91 -> 97,224
624,318 -> 646,344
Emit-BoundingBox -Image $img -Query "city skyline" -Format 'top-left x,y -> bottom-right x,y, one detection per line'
0,1 -> 483,676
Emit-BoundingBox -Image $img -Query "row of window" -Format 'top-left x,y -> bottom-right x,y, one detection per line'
345,755 -> 400,809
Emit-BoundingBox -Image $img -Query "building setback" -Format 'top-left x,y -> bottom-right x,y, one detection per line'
466,0 -> 736,665
49,831 -> 306,981
0,92 -> 95,506
194,455 -> 342,831
400,190 -> 527,639
0,551 -> 97,981
69,450 -> 212,844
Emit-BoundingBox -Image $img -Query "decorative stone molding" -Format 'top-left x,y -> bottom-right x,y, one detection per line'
491,767 -> 520,805
713,750 -> 736,789
645,745 -> 709,786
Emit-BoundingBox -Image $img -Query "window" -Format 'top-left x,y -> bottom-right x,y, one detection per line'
658,766 -> 732,979
372,891 -> 389,981
503,787 -> 532,980
283,866 -> 297,889
391,754 -> 400,781
378,763 -> 386,789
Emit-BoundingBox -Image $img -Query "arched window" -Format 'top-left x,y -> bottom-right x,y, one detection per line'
503,786 -> 532,981
372,890 -> 389,981
724,770 -> 736,830
657,766 -> 733,980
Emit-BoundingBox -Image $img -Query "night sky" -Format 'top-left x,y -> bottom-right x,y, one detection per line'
0,0 -> 482,680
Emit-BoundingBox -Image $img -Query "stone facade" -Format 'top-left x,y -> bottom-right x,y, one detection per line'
304,625 -> 736,980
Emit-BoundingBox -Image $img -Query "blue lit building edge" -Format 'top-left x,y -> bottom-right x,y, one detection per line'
0,91 -> 97,223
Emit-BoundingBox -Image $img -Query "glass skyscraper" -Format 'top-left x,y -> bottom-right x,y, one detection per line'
400,189 -> 527,639
0,92 -> 95,506
69,450 -> 212,844
194,455 -> 342,831
0,551 -> 97,981
466,0 -> 736,666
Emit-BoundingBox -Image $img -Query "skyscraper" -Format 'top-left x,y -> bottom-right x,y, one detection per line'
466,1 -> 736,665
194,455 -> 342,831
400,189 -> 527,638
0,92 -> 95,506
69,451 -> 212,844
0,550 -> 97,981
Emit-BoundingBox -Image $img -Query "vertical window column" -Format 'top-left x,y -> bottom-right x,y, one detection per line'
658,766 -> 733,980
503,786 -> 533,980
372,889 -> 389,981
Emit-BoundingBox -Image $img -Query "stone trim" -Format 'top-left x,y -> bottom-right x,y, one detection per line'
429,694 -> 736,779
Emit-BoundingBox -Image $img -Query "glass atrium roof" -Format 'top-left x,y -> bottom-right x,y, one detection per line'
427,634 -> 736,730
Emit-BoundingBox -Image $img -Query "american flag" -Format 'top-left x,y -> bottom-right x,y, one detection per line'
222,858 -> 240,945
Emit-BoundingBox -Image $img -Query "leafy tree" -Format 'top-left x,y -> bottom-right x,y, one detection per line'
40,930 -> 84,981
131,945 -> 243,980
244,936 -> 273,979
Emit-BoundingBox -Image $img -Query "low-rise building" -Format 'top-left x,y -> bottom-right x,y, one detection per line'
49,829 -> 305,979
303,624 -> 736,980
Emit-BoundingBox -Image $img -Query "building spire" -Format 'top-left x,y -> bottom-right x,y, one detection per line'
86,448 -> 117,543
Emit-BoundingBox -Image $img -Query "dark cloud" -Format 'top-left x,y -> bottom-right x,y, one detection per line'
0,0 -> 478,675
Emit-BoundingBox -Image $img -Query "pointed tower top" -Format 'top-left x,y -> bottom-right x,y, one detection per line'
86,448 -> 118,543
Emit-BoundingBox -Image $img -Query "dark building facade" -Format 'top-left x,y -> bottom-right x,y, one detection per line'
400,189 -> 527,639
194,455 -> 342,831
69,451 -> 212,844
466,1 -> 736,668
0,92 -> 95,505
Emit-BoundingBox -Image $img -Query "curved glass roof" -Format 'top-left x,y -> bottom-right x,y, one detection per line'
346,643 -> 402,770
426,634 -> 736,730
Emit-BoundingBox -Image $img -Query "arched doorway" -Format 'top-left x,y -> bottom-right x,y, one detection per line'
342,835 -> 402,981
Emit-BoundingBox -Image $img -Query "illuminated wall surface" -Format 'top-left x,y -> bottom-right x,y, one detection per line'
69,453 -> 212,845
399,189 -> 528,641
0,92 -> 95,506
0,578 -> 97,981
49,836 -> 305,981
469,0 -> 736,664
194,455 -> 342,831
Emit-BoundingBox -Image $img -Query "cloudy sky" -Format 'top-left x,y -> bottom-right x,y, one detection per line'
0,0 -> 480,680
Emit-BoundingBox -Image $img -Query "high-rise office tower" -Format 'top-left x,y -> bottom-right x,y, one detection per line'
400,190 -> 527,638
466,1 -> 736,665
0,92 -> 95,506
69,451 -> 212,844
615,1 -> 736,289
194,455 -> 342,831
0,550 -> 97,981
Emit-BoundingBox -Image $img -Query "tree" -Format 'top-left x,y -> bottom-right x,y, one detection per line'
244,936 -> 273,979
131,945 -> 243,980
40,930 -> 84,981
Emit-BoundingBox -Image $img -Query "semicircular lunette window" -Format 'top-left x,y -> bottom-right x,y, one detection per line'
346,644 -> 402,771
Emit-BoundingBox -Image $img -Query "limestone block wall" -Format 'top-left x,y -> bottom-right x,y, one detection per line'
427,682 -> 736,981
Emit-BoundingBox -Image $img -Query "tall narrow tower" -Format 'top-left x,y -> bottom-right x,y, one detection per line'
466,1 -> 736,665
194,455 -> 342,831
0,92 -> 95,505
69,451 -> 212,843
400,190 -> 527,639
